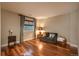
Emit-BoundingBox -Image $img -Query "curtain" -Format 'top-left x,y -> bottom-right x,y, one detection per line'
20,15 -> 25,43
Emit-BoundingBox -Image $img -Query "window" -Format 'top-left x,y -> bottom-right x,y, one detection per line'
24,18 -> 34,31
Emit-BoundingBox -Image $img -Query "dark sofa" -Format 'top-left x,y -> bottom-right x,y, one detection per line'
41,32 -> 58,44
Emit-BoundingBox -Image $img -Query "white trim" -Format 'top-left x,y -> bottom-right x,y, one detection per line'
67,42 -> 78,48
1,39 -> 33,47
1,41 -> 20,47
23,38 -> 33,42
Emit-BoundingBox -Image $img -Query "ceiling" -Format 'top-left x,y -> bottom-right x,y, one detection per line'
1,2 -> 79,19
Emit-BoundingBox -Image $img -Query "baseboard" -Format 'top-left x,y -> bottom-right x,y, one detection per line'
1,39 -> 33,47
23,38 -> 33,42
1,41 -> 20,48
67,42 -> 78,48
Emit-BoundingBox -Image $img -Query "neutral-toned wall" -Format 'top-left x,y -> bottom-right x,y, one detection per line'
37,10 -> 78,46
1,9 -> 34,46
69,10 -> 78,45
77,9 -> 79,55
1,9 -> 20,46
0,3 -> 1,54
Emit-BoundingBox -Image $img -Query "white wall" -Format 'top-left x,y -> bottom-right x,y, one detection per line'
37,10 -> 78,46
1,9 -> 20,46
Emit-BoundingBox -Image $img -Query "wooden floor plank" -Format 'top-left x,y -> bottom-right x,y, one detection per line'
5,47 -> 10,56
1,51 -> 6,56
1,39 -> 78,56
10,48 -> 18,56
14,45 -> 23,56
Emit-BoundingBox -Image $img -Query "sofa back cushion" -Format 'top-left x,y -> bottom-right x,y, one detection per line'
49,33 -> 55,38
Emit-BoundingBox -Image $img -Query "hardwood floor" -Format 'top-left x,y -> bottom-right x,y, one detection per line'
1,39 -> 78,56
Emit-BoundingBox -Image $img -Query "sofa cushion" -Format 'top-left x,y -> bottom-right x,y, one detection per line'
49,33 -> 55,38
57,36 -> 66,42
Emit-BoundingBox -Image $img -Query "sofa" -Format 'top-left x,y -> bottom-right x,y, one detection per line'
41,32 -> 58,44
40,32 -> 67,47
